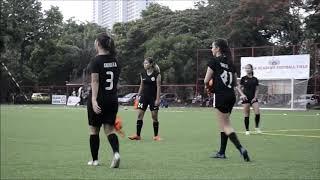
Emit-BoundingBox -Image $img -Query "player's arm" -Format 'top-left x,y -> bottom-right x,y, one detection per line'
137,75 -> 143,97
236,82 -> 245,96
252,80 -> 259,102
236,75 -> 247,100
155,74 -> 161,106
204,67 -> 213,88
91,73 -> 101,114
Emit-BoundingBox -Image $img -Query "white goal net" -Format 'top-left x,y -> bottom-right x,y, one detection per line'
235,78 -> 309,110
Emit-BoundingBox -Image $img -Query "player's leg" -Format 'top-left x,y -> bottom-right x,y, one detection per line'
151,110 -> 161,141
217,110 -> 250,162
243,103 -> 251,135
210,119 -> 228,159
128,109 -> 145,140
150,101 -> 160,140
87,100 -> 101,166
129,96 -> 148,140
252,102 -> 261,133
211,94 -> 228,158
103,124 -> 120,168
88,126 -> 100,166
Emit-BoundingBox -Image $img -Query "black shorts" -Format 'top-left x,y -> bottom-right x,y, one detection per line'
213,93 -> 236,113
242,97 -> 258,105
138,96 -> 159,111
87,96 -> 118,127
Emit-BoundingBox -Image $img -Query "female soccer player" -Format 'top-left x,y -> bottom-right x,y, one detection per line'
237,64 -> 261,135
204,39 -> 250,161
128,57 -> 161,141
87,33 -> 121,168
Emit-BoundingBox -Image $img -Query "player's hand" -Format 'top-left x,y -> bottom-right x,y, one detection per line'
92,100 -> 101,114
251,97 -> 257,103
240,95 -> 248,101
155,99 -> 160,106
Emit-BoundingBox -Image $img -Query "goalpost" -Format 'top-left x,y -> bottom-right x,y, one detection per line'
234,78 -> 309,110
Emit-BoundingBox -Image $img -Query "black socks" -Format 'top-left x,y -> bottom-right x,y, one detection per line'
255,114 -> 260,128
228,132 -> 243,152
137,120 -> 143,136
219,132 -> 228,154
108,133 -> 119,153
244,117 -> 249,131
90,134 -> 100,161
153,121 -> 159,136
245,114 -> 261,130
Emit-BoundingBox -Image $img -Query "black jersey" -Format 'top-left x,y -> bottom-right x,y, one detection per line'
141,71 -> 159,99
89,55 -> 120,98
240,76 -> 259,99
207,56 -> 235,94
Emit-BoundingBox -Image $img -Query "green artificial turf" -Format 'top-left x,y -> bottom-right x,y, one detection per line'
1,105 -> 319,179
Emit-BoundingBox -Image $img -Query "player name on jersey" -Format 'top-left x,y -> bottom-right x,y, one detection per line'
104,62 -> 117,68
220,62 -> 229,69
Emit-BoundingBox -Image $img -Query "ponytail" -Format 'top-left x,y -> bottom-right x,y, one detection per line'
96,33 -> 116,57
154,63 -> 160,73
213,38 -> 234,67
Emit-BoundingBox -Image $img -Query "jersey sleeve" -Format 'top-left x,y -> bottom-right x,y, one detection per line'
90,58 -> 99,74
255,78 -> 259,86
240,77 -> 245,85
207,59 -> 216,71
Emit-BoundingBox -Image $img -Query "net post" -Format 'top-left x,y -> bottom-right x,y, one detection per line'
196,49 -> 199,96
291,78 -> 294,110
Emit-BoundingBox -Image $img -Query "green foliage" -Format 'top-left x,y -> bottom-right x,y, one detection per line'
1,0 -> 106,86
1,0 -> 318,87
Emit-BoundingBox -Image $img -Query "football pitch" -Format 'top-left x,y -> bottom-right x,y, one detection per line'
1,105 -> 320,179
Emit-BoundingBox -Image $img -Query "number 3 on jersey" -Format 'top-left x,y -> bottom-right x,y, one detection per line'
220,70 -> 233,88
105,71 -> 114,90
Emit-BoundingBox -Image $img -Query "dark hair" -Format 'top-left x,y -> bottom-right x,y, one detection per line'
145,57 -> 160,73
213,38 -> 233,66
246,64 -> 254,76
96,32 -> 116,56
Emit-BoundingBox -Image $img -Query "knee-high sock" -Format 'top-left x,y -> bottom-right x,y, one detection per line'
90,134 -> 100,160
153,121 -> 159,136
108,133 -> 119,154
228,132 -> 242,152
255,114 -> 260,128
136,120 -> 143,136
219,132 -> 228,154
244,117 -> 249,131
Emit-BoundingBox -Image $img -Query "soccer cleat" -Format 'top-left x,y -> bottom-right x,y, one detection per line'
245,131 -> 250,135
210,152 -> 227,159
87,160 -> 99,166
110,152 -> 120,168
255,128 -> 262,134
128,134 -> 141,140
153,136 -> 162,141
240,148 -> 251,162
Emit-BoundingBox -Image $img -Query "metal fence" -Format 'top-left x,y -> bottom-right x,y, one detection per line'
196,43 -> 320,95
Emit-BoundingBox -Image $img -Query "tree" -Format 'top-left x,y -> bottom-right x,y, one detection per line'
304,0 -> 320,43
1,0 -> 43,85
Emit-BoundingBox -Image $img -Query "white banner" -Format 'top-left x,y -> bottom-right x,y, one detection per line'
52,95 -> 67,105
241,54 -> 310,79
67,96 -> 81,106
